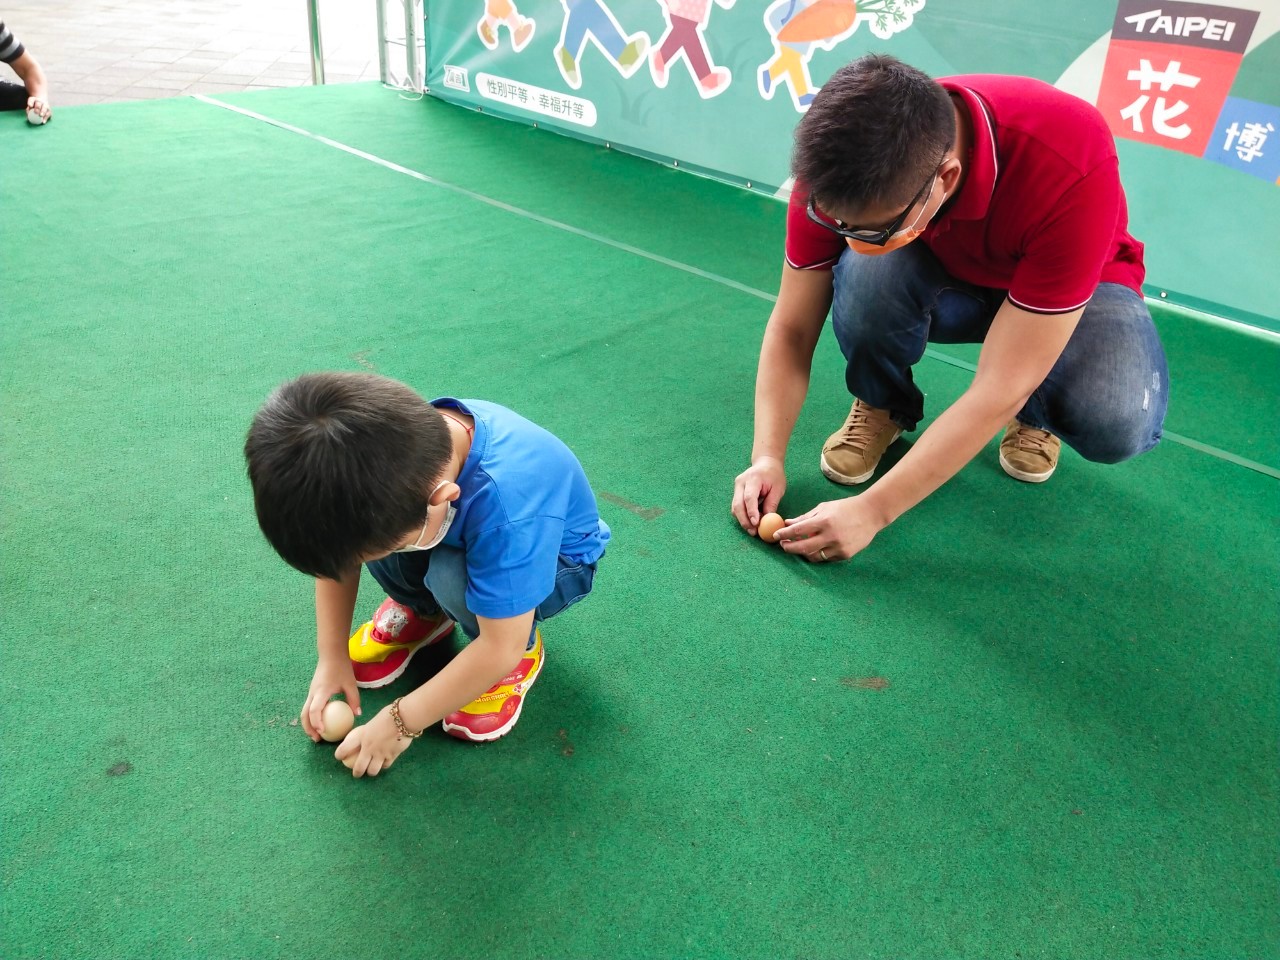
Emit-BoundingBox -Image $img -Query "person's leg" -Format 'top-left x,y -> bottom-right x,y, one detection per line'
533,556 -> 597,647
656,22 -> 680,62
785,43 -> 816,105
830,242 -> 998,431
440,554 -> 597,742
586,0 -> 645,64
675,18 -> 713,79
442,555 -> 597,742
354,551 -> 456,687
420,546 -> 481,640
509,6 -> 535,50
1017,283 -> 1168,463
561,1 -> 590,58
364,550 -> 440,615
0,80 -> 27,111
584,0 -> 628,59
822,243 -> 1000,484
428,549 -> 595,649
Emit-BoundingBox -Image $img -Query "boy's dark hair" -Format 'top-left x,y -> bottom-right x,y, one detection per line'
792,54 -> 955,216
244,372 -> 452,580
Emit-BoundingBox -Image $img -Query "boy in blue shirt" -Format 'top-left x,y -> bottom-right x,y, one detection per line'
245,373 -> 609,777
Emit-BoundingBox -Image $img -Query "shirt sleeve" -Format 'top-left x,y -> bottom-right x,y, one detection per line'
1007,158 -> 1123,315
785,183 -> 845,271
0,22 -> 27,64
464,516 -> 566,620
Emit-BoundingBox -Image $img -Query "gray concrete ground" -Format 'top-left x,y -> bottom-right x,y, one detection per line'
2,0 -> 380,108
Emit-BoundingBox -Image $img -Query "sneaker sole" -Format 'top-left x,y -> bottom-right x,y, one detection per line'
441,644 -> 545,742
819,429 -> 901,486
353,617 -> 456,690
999,451 -> 1057,483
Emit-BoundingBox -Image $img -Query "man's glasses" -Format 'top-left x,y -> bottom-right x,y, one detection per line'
804,167 -> 938,246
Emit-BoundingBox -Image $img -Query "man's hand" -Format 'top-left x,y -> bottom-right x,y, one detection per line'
776,496 -> 884,562
335,707 -> 411,778
25,95 -> 50,123
732,456 -> 787,536
300,657 -> 362,743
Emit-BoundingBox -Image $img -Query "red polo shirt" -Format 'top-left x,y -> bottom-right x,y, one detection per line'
786,74 -> 1146,315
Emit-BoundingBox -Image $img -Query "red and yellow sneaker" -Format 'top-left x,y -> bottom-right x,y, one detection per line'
349,598 -> 455,689
442,631 -> 545,742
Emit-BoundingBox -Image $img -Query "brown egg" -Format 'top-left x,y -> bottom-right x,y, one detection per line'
320,700 -> 355,742
758,512 -> 785,543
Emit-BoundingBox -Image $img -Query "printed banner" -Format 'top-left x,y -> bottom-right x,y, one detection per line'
1206,96 -> 1280,183
428,0 -> 928,192
1097,1 -> 1259,155
424,0 -> 1280,326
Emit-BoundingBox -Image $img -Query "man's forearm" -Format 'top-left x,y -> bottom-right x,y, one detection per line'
750,264 -> 833,463
11,51 -> 46,98
859,297 -> 1084,527
860,385 -> 1024,527
751,323 -> 819,462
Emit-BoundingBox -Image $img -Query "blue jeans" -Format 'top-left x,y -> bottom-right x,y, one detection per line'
364,547 -> 597,650
830,244 -> 1169,463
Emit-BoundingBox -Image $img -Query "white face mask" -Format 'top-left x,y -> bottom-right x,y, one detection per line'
392,481 -> 456,553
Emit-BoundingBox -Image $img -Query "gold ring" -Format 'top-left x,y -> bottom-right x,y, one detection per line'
819,549 -> 828,561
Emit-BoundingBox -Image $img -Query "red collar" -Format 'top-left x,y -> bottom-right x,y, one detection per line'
935,80 -> 999,226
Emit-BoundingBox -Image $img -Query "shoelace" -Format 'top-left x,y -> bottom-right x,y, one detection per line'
1012,425 -> 1057,458
838,402 -> 892,448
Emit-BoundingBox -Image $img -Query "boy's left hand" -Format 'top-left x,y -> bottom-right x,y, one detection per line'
334,707 -> 413,778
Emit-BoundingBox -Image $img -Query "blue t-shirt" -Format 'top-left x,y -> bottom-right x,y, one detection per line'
434,398 -> 610,620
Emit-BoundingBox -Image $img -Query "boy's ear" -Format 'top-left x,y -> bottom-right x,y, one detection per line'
430,482 -> 461,505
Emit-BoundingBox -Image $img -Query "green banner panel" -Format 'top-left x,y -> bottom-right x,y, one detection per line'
426,1 -> 1280,329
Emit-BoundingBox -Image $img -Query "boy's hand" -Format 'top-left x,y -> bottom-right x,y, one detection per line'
334,707 -> 412,778
300,658 -> 362,743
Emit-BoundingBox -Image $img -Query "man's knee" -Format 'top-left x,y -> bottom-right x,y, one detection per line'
830,247 -> 929,344
1068,402 -> 1165,463
1078,429 -> 1159,464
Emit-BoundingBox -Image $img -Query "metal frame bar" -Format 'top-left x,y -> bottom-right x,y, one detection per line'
403,0 -> 421,93
307,0 -> 325,85
373,0 -> 426,92
375,0 -> 389,85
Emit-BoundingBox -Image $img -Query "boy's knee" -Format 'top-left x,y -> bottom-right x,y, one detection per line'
422,546 -> 468,607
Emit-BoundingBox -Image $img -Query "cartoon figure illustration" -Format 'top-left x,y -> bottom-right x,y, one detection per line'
758,0 -> 925,111
554,0 -> 650,91
650,0 -> 736,99
477,0 -> 536,53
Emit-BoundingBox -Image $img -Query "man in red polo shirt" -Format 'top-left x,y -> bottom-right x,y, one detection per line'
731,54 -> 1168,562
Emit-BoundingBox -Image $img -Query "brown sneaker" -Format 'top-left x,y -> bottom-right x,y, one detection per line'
999,421 -> 1061,483
820,399 -> 902,485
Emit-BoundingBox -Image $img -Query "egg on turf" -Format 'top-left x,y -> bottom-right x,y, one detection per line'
758,513 -> 785,543
321,700 -> 355,742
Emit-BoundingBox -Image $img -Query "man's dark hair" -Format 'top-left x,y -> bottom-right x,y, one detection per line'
792,54 -> 955,216
244,372 -> 451,579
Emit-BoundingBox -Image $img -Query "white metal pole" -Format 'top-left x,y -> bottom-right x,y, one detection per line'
403,0 -> 420,92
375,0 -> 389,85
307,0 -> 326,84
